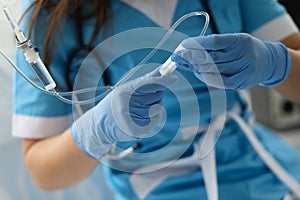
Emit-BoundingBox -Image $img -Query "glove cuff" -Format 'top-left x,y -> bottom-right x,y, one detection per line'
259,42 -> 291,87
70,108 -> 112,160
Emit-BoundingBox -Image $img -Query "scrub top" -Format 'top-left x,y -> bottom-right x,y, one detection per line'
13,0 -> 300,199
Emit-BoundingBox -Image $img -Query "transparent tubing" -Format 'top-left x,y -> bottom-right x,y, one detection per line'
0,50 -> 113,103
2,5 -> 57,91
115,11 -> 209,87
1,11 -> 209,105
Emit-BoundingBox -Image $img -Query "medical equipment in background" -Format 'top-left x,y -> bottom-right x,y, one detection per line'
250,86 -> 300,130
249,0 -> 300,131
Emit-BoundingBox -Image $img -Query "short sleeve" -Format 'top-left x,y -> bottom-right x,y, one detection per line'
12,53 -> 73,138
12,0 -> 110,139
12,0 -> 74,138
240,0 -> 299,41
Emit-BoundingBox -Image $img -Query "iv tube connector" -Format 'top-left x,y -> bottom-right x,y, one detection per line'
159,58 -> 177,76
159,44 -> 184,75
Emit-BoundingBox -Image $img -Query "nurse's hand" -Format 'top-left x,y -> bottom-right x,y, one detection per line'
171,33 -> 291,90
70,69 -> 177,160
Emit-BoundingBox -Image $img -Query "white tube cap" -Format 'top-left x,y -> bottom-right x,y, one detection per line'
159,44 -> 185,75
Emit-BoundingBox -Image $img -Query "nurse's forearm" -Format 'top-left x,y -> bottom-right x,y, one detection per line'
22,129 -> 99,191
275,49 -> 300,102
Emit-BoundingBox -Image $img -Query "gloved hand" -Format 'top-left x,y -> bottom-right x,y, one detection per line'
171,33 -> 291,90
71,68 -> 177,160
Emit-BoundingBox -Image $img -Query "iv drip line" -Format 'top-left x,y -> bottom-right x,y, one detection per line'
0,8 -> 209,105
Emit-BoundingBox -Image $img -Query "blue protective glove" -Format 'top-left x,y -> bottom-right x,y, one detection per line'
71,69 -> 177,160
171,33 -> 291,90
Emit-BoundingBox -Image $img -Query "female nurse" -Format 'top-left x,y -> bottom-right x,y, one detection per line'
13,0 -> 300,199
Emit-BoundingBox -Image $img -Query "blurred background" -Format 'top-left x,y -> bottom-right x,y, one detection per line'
249,0 -> 300,149
0,1 -> 300,200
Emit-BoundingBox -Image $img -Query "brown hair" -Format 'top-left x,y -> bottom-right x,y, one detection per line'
23,0 -> 111,66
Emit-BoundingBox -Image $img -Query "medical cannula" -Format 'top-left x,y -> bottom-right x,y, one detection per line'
159,44 -> 184,75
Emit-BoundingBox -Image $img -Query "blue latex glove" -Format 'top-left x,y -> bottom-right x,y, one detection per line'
171,33 -> 291,90
71,69 -> 177,160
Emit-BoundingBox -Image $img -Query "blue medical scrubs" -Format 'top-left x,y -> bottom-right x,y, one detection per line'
13,0 -> 300,199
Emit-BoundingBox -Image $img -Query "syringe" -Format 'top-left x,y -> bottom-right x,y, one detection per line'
2,5 -> 56,91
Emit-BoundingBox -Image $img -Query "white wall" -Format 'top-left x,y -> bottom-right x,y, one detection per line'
0,1 -> 14,146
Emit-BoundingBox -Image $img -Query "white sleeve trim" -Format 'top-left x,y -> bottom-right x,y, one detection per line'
12,114 -> 73,139
251,14 -> 299,42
